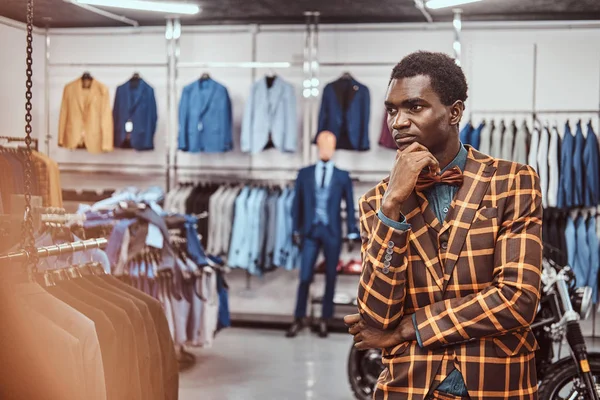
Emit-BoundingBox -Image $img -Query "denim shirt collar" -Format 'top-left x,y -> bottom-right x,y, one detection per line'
441,142 -> 468,173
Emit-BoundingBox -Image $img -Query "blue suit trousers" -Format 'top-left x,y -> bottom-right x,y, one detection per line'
294,223 -> 342,319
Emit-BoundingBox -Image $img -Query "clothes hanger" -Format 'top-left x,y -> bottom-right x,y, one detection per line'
340,71 -> 353,80
199,72 -> 211,81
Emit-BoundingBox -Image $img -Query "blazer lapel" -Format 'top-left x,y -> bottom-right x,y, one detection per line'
306,165 -> 316,208
415,191 -> 442,232
440,147 -> 496,291
267,77 -> 284,117
128,80 -> 146,113
400,191 -> 445,291
74,78 -> 86,114
197,79 -> 216,117
331,78 -> 359,115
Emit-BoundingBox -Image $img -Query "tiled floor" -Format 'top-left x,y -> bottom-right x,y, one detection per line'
179,327 -> 355,400
179,328 -> 600,400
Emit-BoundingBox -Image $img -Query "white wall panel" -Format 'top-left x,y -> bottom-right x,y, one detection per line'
176,30 -> 254,176
0,24 -> 45,145
2,21 -> 600,191
46,33 -> 168,179
316,29 -> 454,174
535,29 -> 600,112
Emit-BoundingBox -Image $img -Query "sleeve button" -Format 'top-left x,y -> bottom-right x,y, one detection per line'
384,254 -> 392,261
386,248 -> 394,255
387,241 -> 394,248
384,261 -> 390,267
382,267 -> 390,274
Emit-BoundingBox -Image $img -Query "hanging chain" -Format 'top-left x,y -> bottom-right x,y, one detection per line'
21,0 -> 37,280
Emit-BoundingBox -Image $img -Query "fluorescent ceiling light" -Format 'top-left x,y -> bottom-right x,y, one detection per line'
425,0 -> 482,10
74,0 -> 201,15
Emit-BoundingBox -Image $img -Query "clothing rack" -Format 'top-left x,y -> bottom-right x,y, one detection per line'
0,238 -> 107,263
0,135 -> 39,151
177,61 -> 302,69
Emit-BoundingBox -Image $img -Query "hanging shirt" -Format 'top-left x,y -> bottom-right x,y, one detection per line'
313,160 -> 335,226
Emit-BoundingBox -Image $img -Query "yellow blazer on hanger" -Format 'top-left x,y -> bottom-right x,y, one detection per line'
58,78 -> 114,153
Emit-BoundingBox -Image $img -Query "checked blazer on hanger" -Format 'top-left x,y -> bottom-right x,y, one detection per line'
357,146 -> 543,400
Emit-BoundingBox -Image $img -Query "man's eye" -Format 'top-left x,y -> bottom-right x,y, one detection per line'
411,105 -> 423,112
386,108 -> 397,115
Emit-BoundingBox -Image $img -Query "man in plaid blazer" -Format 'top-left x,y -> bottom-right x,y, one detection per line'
345,52 -> 543,400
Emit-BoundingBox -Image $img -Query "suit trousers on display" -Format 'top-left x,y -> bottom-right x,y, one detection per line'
294,223 -> 342,319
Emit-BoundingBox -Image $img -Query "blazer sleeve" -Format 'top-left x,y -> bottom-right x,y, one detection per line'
58,84 -> 69,147
101,85 -> 114,152
224,88 -> 233,151
357,194 -> 411,330
284,84 -> 298,152
343,173 -> 359,236
584,126 -> 600,206
291,171 -> 303,235
360,86 -> 371,150
178,87 -> 189,151
241,84 -> 254,153
317,85 -> 329,135
112,86 -> 122,143
413,165 -> 543,350
149,87 -> 158,138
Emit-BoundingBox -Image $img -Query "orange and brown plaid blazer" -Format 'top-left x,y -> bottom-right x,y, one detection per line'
357,146 -> 543,400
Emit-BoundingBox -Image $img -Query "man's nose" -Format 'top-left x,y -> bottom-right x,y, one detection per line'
392,113 -> 411,130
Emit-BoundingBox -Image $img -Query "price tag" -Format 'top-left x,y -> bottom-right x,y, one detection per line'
197,122 -> 203,132
125,120 -> 133,133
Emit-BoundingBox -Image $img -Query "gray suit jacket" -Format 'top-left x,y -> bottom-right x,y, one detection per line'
512,121 -> 530,165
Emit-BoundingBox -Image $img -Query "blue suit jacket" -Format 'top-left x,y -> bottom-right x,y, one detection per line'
558,122 -> 575,208
241,77 -> 297,153
459,123 -> 472,146
178,78 -> 233,153
292,165 -> 359,239
573,121 -> 586,207
584,122 -> 600,207
113,79 -> 157,150
317,78 -> 370,151
227,187 -> 251,268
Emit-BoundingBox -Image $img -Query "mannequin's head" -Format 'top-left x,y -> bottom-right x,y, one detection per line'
316,130 -> 336,161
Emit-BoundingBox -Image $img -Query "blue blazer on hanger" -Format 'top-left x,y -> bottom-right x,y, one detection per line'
113,78 -> 158,151
573,121 -> 586,207
292,165 -> 359,239
316,77 -> 371,151
241,76 -> 297,153
178,78 -> 233,153
558,122 -> 575,208
584,121 -> 600,207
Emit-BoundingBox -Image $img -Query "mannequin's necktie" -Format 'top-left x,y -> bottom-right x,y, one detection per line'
415,166 -> 464,192
321,166 -> 327,188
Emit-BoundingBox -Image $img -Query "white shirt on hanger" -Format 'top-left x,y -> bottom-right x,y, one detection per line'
547,125 -> 560,208
536,125 -> 550,208
527,123 -> 540,172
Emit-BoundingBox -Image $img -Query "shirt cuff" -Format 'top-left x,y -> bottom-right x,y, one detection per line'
347,233 -> 359,240
377,208 -> 411,231
412,313 -> 424,348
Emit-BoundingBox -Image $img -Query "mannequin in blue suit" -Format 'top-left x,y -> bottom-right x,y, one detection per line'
287,131 -> 360,338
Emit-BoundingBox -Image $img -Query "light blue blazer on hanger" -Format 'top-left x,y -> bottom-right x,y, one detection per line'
241,76 -> 298,153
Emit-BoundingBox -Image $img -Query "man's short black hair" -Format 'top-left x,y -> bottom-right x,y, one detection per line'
390,51 -> 468,106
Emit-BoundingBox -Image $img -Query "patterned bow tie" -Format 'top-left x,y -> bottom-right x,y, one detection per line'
415,166 -> 464,192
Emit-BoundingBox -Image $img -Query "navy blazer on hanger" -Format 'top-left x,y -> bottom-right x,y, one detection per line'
291,164 -> 359,239
113,78 -> 158,151
178,78 -> 233,153
584,121 -> 600,207
316,77 -> 370,151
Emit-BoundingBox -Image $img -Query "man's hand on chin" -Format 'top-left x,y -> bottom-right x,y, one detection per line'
343,313 -> 417,350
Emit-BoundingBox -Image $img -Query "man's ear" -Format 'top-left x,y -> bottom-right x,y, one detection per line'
449,100 -> 464,126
